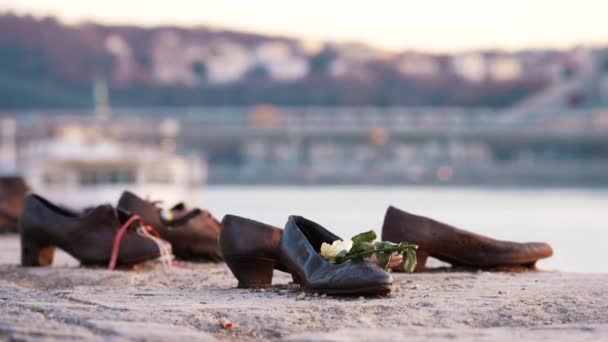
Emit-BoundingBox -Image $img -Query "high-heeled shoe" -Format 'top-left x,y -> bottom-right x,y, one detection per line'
280,216 -> 393,295
381,206 -> 553,271
20,194 -> 160,267
220,214 -> 287,288
117,191 -> 222,261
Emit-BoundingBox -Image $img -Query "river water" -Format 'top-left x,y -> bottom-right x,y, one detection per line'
202,186 -> 608,273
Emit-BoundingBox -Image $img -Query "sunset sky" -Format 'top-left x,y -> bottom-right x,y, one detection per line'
1,0 -> 606,52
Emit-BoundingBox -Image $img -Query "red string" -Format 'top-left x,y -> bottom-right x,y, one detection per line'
108,214 -> 163,270
143,225 -> 161,238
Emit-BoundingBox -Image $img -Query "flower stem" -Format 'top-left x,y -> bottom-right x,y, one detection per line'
341,244 -> 417,262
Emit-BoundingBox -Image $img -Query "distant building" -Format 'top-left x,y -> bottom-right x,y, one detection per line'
298,40 -> 324,56
329,58 -> 373,81
105,34 -> 137,84
451,53 -> 487,83
327,43 -> 385,81
331,42 -> 388,62
255,41 -> 309,81
396,53 -> 440,78
150,31 -> 209,85
488,56 -> 523,82
150,31 -> 255,86
204,40 -> 255,84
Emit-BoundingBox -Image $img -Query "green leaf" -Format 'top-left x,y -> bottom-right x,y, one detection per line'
351,230 -> 377,245
374,241 -> 397,249
376,251 -> 392,271
348,242 -> 375,256
403,248 -> 417,273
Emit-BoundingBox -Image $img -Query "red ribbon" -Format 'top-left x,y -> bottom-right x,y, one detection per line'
108,214 -> 162,270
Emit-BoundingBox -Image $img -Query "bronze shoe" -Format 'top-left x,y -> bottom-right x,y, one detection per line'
20,194 -> 160,267
280,216 -> 393,295
381,206 -> 553,271
0,176 -> 30,234
117,191 -> 222,261
0,205 -> 19,234
220,214 -> 287,288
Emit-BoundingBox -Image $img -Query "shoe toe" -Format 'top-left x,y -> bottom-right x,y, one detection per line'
365,265 -> 393,286
337,261 -> 393,294
526,242 -> 553,260
119,235 -> 162,265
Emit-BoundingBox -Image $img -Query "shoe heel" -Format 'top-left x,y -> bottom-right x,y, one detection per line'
21,238 -> 55,267
291,273 -> 303,285
224,256 -> 275,288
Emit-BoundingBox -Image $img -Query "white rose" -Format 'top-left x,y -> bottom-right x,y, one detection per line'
160,209 -> 174,221
320,239 -> 353,261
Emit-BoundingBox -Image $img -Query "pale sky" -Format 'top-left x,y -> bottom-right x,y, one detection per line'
1,0 -> 606,52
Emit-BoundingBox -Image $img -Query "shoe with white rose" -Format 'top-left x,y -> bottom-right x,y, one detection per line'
280,216 -> 393,295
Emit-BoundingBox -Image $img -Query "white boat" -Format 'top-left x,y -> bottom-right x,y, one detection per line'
18,122 -> 206,209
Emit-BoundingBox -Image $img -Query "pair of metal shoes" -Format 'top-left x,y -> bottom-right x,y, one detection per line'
220,208 -> 553,295
20,191 -> 222,269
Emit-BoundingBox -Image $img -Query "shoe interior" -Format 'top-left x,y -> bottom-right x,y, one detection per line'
292,216 -> 341,251
30,194 -> 80,218
163,208 -> 202,227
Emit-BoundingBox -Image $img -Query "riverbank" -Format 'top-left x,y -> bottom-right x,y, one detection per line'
1,236 -> 607,341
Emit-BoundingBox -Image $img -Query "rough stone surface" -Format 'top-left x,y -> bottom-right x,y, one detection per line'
1,236 -> 607,341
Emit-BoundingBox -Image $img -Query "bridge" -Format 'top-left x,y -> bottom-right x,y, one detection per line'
4,106 -> 608,185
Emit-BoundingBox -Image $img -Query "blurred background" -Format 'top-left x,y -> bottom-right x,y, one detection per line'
0,0 -> 607,272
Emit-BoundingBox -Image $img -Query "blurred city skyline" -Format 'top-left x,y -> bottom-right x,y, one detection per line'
0,1 -> 607,188
1,0 -> 607,53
